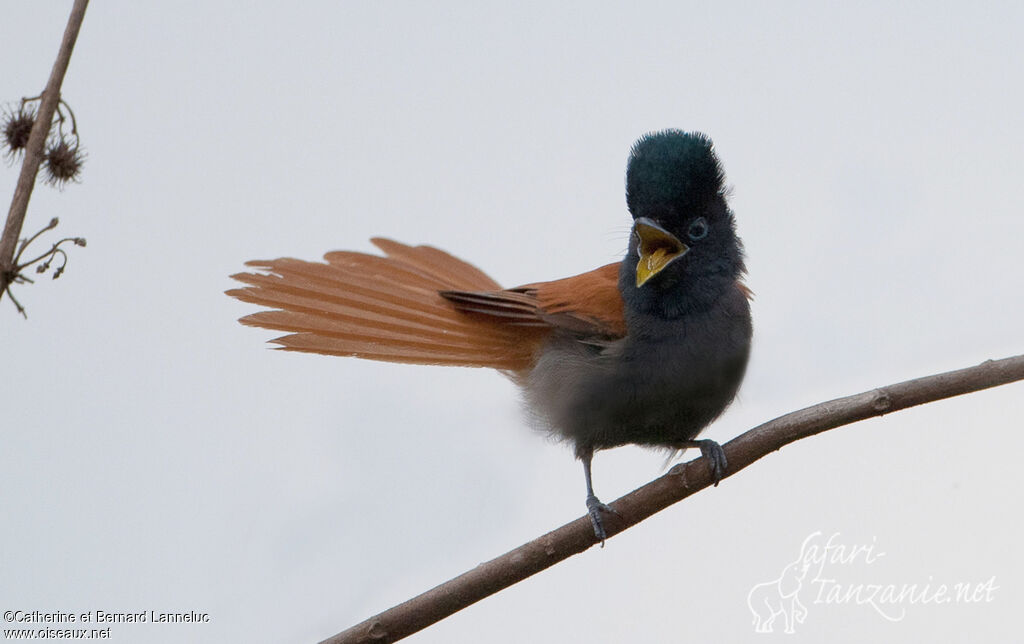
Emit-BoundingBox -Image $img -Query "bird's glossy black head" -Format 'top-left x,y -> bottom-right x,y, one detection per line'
626,130 -> 724,218
621,130 -> 745,314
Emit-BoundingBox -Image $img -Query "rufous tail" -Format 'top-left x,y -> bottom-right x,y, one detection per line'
227,238 -> 543,370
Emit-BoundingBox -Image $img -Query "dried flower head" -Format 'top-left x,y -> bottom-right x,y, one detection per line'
2,104 -> 36,160
42,137 -> 85,188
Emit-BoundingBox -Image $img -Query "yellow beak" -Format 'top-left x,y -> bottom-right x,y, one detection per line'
634,217 -> 689,287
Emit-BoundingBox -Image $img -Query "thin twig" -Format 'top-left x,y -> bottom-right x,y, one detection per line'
321,353 -> 1024,644
13,217 -> 59,265
19,237 -> 78,271
57,99 -> 80,137
0,0 -> 90,300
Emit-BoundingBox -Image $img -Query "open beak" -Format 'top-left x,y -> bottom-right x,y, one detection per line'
634,217 -> 689,287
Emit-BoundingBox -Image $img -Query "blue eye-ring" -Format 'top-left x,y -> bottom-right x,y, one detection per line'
687,217 -> 709,241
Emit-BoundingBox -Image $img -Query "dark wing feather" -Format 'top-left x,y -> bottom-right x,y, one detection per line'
442,262 -> 627,339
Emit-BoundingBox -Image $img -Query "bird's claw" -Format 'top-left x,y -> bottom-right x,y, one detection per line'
690,439 -> 728,485
585,494 -> 619,545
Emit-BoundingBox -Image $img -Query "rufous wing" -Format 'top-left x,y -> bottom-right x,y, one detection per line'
441,262 -> 627,340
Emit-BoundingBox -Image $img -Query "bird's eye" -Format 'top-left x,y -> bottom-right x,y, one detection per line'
687,217 -> 709,241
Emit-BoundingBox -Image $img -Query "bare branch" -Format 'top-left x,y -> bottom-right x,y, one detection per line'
321,353 -> 1024,644
0,0 -> 90,300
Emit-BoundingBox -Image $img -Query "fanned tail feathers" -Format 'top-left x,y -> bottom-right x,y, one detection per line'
227,238 -> 544,370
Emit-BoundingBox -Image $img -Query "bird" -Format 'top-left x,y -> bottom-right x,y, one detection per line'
227,130 -> 753,542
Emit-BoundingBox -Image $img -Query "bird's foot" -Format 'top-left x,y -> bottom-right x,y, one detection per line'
683,439 -> 728,485
585,494 -> 620,545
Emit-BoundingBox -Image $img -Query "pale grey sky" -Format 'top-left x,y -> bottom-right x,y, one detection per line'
3,2 -> 1022,643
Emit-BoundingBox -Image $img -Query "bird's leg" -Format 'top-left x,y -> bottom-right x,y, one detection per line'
581,449 -> 618,544
679,439 -> 728,485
